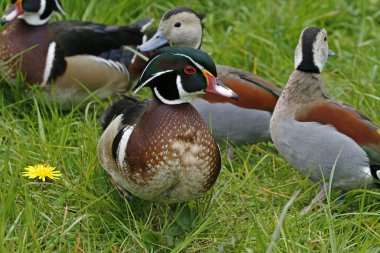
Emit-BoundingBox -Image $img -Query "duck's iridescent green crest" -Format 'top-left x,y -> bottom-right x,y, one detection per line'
134,47 -> 237,105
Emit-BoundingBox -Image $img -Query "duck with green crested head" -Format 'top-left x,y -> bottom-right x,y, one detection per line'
98,47 -> 238,203
270,27 -> 380,214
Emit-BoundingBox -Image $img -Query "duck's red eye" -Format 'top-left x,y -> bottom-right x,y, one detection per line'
184,65 -> 196,75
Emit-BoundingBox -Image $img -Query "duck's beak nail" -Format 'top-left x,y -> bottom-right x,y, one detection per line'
328,49 -> 335,57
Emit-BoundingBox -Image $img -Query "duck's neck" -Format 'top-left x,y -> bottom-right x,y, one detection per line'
144,97 -> 198,123
281,70 -> 329,104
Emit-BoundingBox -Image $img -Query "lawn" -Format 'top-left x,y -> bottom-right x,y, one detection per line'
1,0 -> 380,252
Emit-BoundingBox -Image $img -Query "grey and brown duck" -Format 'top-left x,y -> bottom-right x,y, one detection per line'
0,0 -> 152,108
270,27 -> 380,214
138,7 -> 282,145
98,47 -> 238,203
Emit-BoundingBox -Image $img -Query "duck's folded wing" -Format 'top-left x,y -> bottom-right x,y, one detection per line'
295,100 -> 380,164
49,18 -> 153,56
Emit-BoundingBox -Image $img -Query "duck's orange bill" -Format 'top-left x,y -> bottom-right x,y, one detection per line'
203,69 -> 238,101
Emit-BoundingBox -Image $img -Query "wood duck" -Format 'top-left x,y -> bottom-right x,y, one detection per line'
270,27 -> 380,214
0,0 -> 152,108
98,47 -> 238,203
137,7 -> 282,145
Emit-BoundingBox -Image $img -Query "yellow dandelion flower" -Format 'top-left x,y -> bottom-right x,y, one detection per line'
22,164 -> 62,182
377,129 -> 380,135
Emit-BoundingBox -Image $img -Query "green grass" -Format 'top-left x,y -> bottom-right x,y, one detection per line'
1,0 -> 380,252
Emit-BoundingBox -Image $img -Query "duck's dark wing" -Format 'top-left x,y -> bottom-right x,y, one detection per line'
49,18 -> 153,56
101,95 -> 149,130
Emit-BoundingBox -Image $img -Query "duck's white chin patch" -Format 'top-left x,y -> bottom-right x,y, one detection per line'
154,87 -> 185,105
154,75 -> 203,105
176,75 -> 204,102
21,12 -> 52,26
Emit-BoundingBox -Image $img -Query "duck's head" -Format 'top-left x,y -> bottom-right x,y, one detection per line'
138,7 -> 204,52
294,26 -> 335,73
1,0 -> 65,26
134,47 -> 238,105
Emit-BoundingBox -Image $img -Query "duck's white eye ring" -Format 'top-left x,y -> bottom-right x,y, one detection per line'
184,65 -> 196,75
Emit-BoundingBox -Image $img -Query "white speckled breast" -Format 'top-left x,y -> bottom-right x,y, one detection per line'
117,101 -> 221,203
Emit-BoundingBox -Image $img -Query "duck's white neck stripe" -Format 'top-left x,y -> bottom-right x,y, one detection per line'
42,42 -> 56,86
153,87 -> 184,105
175,75 -> 203,102
117,125 -> 135,169
21,12 -> 52,26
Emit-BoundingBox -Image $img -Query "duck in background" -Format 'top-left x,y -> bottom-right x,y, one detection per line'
0,0 -> 152,109
137,7 -> 282,145
270,26 -> 380,214
98,47 -> 238,203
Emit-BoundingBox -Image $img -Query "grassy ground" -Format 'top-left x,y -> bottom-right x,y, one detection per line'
1,0 -> 380,252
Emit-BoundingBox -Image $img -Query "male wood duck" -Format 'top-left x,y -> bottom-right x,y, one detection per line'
98,47 -> 238,203
0,0 -> 152,108
270,27 -> 380,214
137,7 -> 282,145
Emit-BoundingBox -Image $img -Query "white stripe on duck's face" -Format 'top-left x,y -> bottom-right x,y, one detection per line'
294,27 -> 329,73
